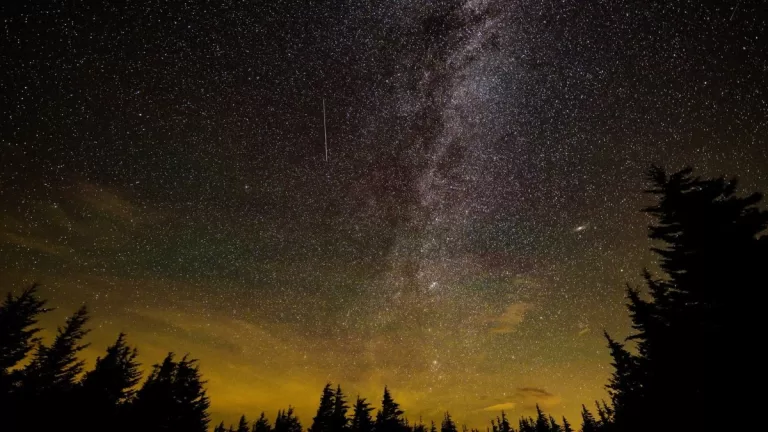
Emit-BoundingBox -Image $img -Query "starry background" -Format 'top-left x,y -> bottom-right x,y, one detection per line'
1,0 -> 766,428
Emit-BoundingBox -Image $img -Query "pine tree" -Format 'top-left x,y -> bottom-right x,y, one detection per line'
561,417 -> 572,432
606,167 -> 768,432
237,415 -> 250,432
132,353 -> 211,432
0,284 -> 49,375
413,417 -> 427,432
429,420 -> 438,432
518,417 -> 535,432
331,385 -> 350,432
274,407 -> 302,432
441,412 -> 457,432
375,386 -> 406,432
548,416 -> 561,432
492,411 -> 511,432
23,305 -> 90,394
80,333 -> 141,432
253,412 -> 272,432
580,405 -> 598,432
310,383 -> 336,432
534,405 -> 549,432
215,422 -> 227,432
351,396 -> 375,432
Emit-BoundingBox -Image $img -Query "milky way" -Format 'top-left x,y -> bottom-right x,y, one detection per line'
1,0 -> 766,427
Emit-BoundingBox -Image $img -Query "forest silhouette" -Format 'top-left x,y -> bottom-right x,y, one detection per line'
1,167 -> 764,432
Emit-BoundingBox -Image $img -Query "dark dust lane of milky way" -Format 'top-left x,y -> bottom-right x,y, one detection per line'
1,0 -> 766,426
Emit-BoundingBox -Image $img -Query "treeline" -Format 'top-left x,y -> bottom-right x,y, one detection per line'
1,167 -> 764,432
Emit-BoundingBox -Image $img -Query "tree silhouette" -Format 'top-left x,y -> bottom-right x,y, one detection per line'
605,167 -> 768,432
429,420 -> 437,432
580,405 -> 598,432
310,383 -> 336,432
0,284 -> 49,377
375,386 -> 406,432
491,411 -> 512,432
253,412 -> 272,432
534,405 -> 549,432
215,421 -> 227,432
441,412 -> 457,432
518,417 -> 535,432
80,332 -> 141,432
561,417 -> 573,432
236,415 -> 250,432
132,353 -> 210,432
332,385 -> 350,432
274,407 -> 302,432
548,415 -> 561,432
351,396 -> 375,432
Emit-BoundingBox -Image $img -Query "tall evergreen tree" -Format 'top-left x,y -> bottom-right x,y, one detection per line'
561,417 -> 573,432
23,305 -> 90,394
310,383 -> 336,432
580,405 -> 598,432
441,412 -> 457,432
429,420 -> 438,432
375,386 -> 405,432
518,417 -> 535,432
492,411 -> 512,432
237,415 -> 250,432
274,407 -> 302,432
548,416 -> 561,432
80,333 -> 141,432
253,412 -> 272,432
351,396 -> 375,432
0,285 -> 49,376
533,405 -> 549,432
132,353 -> 210,432
331,385 -> 350,432
214,422 -> 227,432
605,167 -> 768,432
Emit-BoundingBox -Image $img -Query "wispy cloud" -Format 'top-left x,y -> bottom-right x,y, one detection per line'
489,302 -> 533,334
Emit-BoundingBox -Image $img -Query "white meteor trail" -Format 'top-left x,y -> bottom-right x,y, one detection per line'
323,98 -> 328,162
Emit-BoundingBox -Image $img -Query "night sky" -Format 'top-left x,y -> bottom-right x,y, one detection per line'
2,0 -> 766,427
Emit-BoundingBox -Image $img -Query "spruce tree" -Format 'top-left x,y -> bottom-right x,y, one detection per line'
580,405 -> 598,432
310,383 -> 336,432
492,411 -> 511,432
606,167 -> 768,432
561,417 -> 573,432
23,305 -> 90,394
429,420 -> 437,432
214,422 -> 226,432
0,284 -> 49,375
331,385 -> 350,432
548,416 -> 561,432
441,412 -> 457,432
80,332 -> 141,432
132,353 -> 211,432
274,407 -> 302,432
253,412 -> 272,432
518,417 -> 535,432
351,396 -> 375,432
533,405 -> 549,432
375,386 -> 405,432
237,415 -> 250,432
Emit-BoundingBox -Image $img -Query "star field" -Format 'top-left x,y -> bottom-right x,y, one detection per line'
1,0 -> 766,428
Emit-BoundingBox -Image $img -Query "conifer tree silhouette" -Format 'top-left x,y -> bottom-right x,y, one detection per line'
0,284 -> 49,378
375,386 -> 406,432
548,415 -> 561,432
331,385 -> 350,432
253,412 -> 272,432
310,383 -> 336,432
561,417 -> 573,432
215,421 -> 227,432
579,405 -> 598,432
518,417 -> 534,432
351,396 -> 375,432
80,332 -> 141,432
441,412 -> 457,432
429,420 -> 437,432
491,411 -> 512,432
274,407 -> 302,432
605,167 -> 768,432
132,353 -> 210,432
533,405 -> 549,432
237,415 -> 250,432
